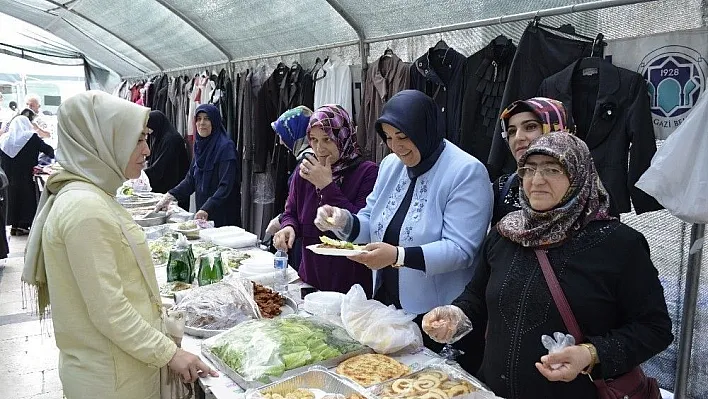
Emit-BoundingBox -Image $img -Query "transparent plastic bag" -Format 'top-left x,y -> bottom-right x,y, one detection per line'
340,284 -> 423,354
205,315 -> 365,383
540,332 -> 575,370
422,305 -> 473,362
173,278 -> 261,330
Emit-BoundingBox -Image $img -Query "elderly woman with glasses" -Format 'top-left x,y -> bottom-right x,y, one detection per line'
422,132 -> 672,399
492,97 -> 573,225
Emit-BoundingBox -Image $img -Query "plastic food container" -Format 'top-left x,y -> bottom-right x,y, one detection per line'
303,291 -> 345,316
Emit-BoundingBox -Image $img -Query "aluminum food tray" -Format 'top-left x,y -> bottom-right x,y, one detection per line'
368,364 -> 492,397
201,326 -> 373,389
184,296 -> 298,338
247,369 -> 376,399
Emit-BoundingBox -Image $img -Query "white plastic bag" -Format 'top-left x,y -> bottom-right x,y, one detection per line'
635,91 -> 708,223
340,284 -> 423,354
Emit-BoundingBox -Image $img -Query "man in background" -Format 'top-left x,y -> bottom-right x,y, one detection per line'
25,94 -> 51,139
0,94 -> 15,132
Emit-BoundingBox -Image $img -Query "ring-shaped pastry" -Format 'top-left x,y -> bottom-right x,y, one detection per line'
392,379 -> 416,393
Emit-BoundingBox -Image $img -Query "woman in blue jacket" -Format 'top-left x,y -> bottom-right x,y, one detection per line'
155,104 -> 240,227
316,90 -> 493,371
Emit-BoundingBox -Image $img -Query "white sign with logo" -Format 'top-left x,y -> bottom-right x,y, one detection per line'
606,28 -> 708,139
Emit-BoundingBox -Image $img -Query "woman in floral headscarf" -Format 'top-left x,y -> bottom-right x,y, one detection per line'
492,97 -> 573,225
273,105 -> 378,295
422,133 -> 672,399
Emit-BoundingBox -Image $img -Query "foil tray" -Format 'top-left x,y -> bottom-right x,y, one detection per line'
201,326 -> 373,389
249,369 -> 375,399
184,296 -> 298,338
368,364 -> 492,397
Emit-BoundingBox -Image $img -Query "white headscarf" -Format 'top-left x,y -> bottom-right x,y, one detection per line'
22,91 -> 149,318
0,115 -> 35,158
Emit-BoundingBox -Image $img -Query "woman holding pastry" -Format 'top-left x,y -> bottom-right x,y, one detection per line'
315,91 -> 493,370
422,133 -> 672,398
274,105 -> 377,295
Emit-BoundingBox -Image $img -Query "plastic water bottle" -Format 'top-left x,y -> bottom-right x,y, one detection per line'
273,249 -> 288,293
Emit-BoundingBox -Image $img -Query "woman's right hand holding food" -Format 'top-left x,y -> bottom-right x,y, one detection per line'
422,305 -> 470,343
273,226 -> 296,250
314,205 -> 350,232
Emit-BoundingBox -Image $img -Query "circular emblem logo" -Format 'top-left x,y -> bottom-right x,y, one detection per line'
638,46 -> 707,137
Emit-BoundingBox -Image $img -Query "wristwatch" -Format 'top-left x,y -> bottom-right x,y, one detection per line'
392,247 -> 405,268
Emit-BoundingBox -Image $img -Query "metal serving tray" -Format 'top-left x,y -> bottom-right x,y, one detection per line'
368,364 -> 492,397
184,296 -> 298,338
201,318 -> 373,389
248,369 -> 375,399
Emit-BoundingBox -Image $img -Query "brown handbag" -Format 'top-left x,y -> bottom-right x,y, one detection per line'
534,249 -> 661,399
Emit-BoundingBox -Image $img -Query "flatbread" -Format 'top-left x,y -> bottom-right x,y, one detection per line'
336,354 -> 410,387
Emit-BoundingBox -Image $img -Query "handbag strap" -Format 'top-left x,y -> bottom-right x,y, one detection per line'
534,249 -> 584,342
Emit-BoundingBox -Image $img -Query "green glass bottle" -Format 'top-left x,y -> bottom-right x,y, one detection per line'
197,253 -> 224,286
167,234 -> 194,283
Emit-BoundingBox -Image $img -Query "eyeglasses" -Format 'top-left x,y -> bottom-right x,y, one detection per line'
517,165 -> 565,180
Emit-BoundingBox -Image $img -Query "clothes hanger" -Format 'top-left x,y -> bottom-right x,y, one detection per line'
532,17 -> 594,42
432,38 -> 449,51
492,34 -> 510,47
575,33 -> 606,76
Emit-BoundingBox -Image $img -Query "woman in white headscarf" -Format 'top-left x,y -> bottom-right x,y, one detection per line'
0,113 -> 54,236
22,91 -> 217,399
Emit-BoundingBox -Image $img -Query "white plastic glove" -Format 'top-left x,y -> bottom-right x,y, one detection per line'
421,305 -> 473,344
541,332 -> 576,370
314,205 -> 351,233
266,216 -> 281,236
154,193 -> 175,212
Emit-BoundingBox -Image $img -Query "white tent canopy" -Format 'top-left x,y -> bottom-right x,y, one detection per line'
1,0 -> 704,77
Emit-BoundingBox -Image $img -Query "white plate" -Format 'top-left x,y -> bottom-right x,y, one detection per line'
306,244 -> 367,256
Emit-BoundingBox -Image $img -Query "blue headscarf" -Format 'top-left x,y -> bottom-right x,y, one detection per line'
271,106 -> 313,159
193,104 -> 237,192
375,90 -> 445,177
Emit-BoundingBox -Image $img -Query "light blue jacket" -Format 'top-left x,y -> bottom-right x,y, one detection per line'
353,140 -> 493,314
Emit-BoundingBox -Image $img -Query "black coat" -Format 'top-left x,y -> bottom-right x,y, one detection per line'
145,112 -> 190,206
538,59 -> 663,215
453,221 -> 672,399
1,134 -> 54,228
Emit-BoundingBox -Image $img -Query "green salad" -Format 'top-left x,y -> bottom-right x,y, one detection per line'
208,315 -> 364,382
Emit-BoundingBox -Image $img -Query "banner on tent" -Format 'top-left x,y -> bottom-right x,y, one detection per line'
606,28 -> 708,140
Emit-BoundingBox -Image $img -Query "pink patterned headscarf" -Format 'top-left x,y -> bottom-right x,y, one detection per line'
497,133 -> 615,247
307,104 -> 362,184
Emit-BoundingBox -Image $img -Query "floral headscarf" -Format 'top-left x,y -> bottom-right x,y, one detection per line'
307,104 -> 362,184
500,97 -> 572,139
271,106 -> 312,159
497,133 -> 614,247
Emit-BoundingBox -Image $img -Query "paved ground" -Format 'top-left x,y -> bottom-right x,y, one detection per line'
0,233 -> 63,399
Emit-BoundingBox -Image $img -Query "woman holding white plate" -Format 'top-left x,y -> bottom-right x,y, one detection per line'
315,91 -> 493,371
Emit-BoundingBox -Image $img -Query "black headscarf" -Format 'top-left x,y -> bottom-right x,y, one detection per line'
193,104 -> 238,192
375,90 -> 446,177
144,110 -> 189,194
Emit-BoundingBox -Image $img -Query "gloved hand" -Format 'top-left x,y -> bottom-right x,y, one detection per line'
154,193 -> 175,212
266,216 -> 281,236
422,305 -> 472,344
314,205 -> 350,233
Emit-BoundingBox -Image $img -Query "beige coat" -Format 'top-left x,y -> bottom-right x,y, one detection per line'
43,181 -> 176,398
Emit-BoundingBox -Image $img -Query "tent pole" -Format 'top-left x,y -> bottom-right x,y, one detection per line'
322,0 -> 369,71
674,223 -> 705,398
364,0 -> 658,44
154,0 -> 232,60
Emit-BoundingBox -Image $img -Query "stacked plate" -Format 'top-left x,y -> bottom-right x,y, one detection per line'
238,257 -> 276,279
303,291 -> 345,317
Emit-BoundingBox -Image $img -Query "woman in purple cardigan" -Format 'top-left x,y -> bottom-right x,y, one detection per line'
274,105 -> 377,296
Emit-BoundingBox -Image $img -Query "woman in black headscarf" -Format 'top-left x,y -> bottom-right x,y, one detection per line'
315,90 -> 493,372
144,111 -> 189,210
155,104 -> 240,227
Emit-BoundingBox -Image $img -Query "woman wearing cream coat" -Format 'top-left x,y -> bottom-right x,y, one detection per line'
22,91 -> 216,399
